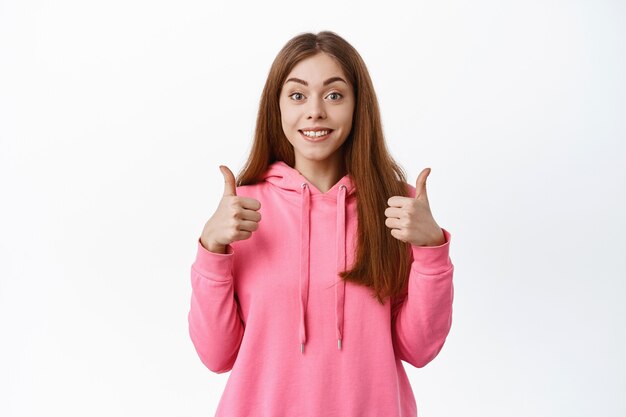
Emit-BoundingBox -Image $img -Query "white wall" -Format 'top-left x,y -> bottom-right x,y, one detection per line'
1,0 -> 624,416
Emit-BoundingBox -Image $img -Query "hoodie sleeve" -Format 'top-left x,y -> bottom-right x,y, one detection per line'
188,238 -> 244,373
391,228 -> 454,368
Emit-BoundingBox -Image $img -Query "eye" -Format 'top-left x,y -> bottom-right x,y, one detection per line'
327,92 -> 343,100
288,92 -> 305,101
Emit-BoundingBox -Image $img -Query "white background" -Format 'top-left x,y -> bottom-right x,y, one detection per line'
1,0 -> 625,416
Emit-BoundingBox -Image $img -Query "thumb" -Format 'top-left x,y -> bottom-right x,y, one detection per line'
219,165 -> 237,197
415,167 -> 431,199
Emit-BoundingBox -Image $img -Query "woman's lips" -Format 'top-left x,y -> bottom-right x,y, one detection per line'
299,130 -> 333,142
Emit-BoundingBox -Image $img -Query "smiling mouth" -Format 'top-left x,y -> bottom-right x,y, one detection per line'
299,130 -> 333,141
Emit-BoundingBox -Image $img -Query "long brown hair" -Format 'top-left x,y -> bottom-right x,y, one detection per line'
237,31 -> 411,305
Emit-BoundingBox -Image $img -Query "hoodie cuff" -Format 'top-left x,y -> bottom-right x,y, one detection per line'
192,237 -> 234,281
410,228 -> 452,275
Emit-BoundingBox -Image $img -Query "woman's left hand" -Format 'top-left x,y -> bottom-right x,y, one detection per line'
385,168 -> 446,247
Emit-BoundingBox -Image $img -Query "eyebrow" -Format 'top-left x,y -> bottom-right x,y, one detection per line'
284,76 -> 348,87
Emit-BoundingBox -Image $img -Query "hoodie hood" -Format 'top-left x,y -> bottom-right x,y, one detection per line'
263,160 -> 356,354
263,160 -> 357,198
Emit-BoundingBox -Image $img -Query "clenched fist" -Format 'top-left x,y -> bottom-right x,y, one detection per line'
200,165 -> 262,254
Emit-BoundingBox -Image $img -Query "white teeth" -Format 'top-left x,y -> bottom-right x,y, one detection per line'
302,130 -> 330,137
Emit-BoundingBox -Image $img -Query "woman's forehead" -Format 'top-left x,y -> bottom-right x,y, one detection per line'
284,53 -> 348,83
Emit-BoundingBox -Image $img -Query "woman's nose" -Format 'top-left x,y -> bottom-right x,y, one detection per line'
306,97 -> 326,119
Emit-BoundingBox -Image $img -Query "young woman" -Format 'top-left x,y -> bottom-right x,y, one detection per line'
188,31 -> 454,417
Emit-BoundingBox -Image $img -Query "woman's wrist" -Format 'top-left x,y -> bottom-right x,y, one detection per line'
201,237 -> 227,254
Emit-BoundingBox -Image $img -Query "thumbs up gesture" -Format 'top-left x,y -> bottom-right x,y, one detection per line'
200,165 -> 262,253
384,168 -> 446,247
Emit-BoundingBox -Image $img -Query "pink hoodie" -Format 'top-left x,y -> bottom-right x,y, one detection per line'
188,160 -> 454,417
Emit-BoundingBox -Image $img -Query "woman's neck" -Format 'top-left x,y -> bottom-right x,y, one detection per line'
294,157 -> 346,194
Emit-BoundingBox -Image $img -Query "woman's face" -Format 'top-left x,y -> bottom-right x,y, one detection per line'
279,52 -> 355,172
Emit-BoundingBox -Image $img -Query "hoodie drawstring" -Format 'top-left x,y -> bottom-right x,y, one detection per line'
336,184 -> 347,350
299,182 -> 348,354
299,183 -> 311,354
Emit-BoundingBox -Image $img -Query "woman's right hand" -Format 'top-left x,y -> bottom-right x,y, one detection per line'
200,165 -> 262,254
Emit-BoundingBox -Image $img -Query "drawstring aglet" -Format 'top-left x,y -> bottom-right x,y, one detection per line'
301,343 -> 305,354
338,339 -> 342,350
